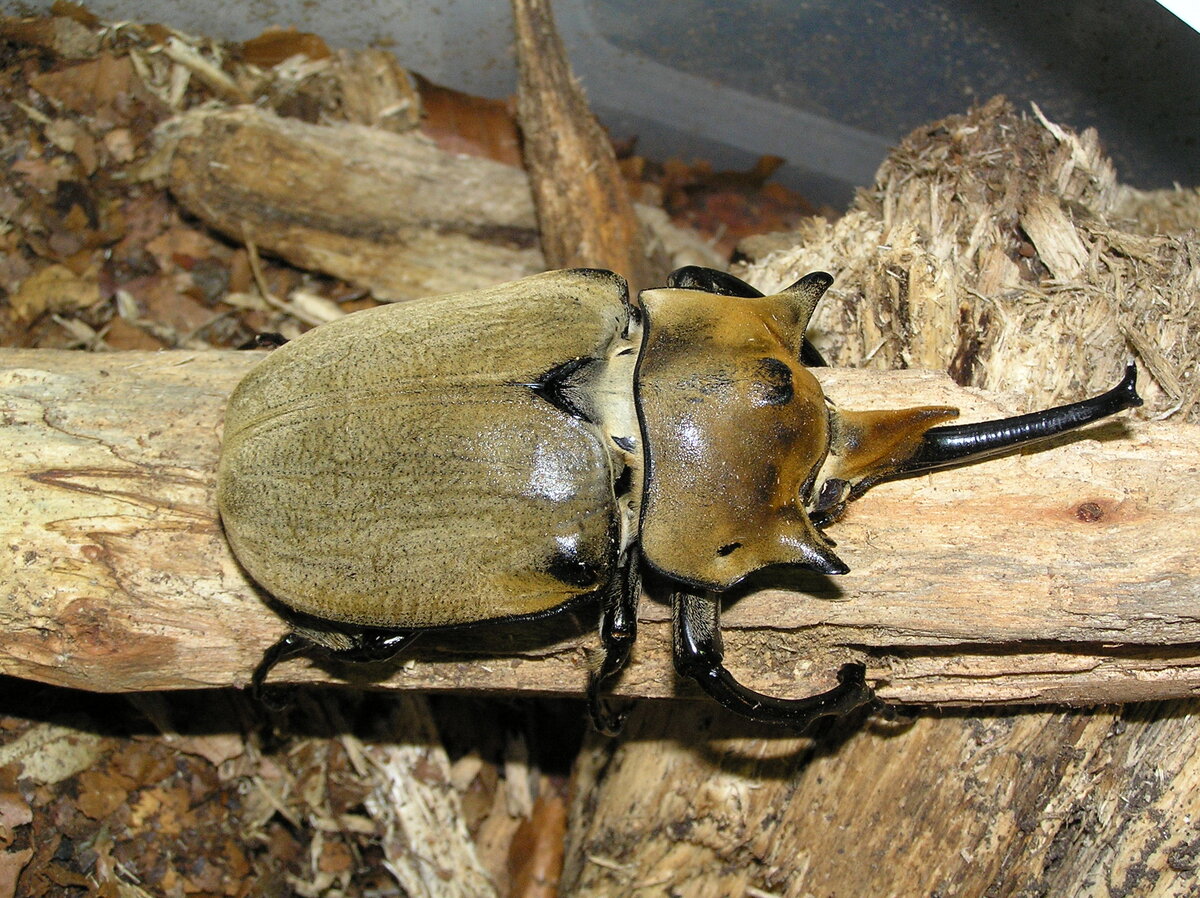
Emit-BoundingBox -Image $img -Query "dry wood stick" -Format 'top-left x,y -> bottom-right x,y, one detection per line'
510,0 -> 660,292
154,106 -> 545,300
153,106 -> 714,303
1,348 -> 1196,706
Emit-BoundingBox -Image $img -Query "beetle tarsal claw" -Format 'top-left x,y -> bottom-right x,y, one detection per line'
586,685 -> 629,736
218,267 -> 1141,731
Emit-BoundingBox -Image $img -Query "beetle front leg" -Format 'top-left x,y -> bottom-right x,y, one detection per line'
587,555 -> 641,734
671,590 -> 875,729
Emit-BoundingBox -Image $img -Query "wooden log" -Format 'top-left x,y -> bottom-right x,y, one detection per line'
562,700 -> 1200,898
154,105 -> 545,300
152,106 -> 717,303
1,348 -> 1196,705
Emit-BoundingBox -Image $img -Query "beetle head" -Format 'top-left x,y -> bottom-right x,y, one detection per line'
805,403 -> 959,524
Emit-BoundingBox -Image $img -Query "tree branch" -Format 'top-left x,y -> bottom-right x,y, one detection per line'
510,0 -> 660,292
1,349 -> 1194,705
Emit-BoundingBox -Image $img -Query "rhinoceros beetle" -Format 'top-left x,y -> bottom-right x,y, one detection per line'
218,266 -> 1141,732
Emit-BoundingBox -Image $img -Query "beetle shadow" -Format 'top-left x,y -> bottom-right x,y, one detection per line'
726,565 -> 848,603
609,694 -> 914,774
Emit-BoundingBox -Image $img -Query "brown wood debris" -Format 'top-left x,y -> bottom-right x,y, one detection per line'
742,97 -> 1200,423
510,0 -> 662,293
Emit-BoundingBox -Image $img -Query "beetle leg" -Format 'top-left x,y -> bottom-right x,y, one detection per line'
336,629 -> 422,663
587,555 -> 641,734
237,332 -> 288,350
252,629 -> 421,709
672,590 -> 875,729
251,631 -> 311,707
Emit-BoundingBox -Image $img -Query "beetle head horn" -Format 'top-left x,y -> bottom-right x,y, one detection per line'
811,404 -> 961,515
895,363 -> 1142,475
811,364 -> 1143,519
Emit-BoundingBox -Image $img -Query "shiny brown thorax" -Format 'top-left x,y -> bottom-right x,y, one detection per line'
635,282 -> 955,588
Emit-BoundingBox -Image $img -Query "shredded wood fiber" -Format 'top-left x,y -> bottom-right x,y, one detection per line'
741,97 -> 1200,421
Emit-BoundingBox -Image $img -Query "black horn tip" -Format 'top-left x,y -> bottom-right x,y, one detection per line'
807,544 -> 850,576
1115,362 -> 1143,410
896,360 -> 1143,477
788,271 -> 834,295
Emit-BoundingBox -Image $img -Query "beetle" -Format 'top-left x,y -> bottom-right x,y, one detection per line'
218,266 -> 1141,732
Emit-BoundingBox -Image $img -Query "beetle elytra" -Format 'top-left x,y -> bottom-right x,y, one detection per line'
218,266 -> 1141,731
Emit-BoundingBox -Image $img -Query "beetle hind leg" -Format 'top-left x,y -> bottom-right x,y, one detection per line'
587,555 -> 641,734
335,628 -> 422,663
252,631 -> 310,703
672,590 -> 874,729
251,627 -> 422,708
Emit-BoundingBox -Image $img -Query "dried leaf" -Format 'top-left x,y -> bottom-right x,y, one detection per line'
417,76 -> 520,166
49,1 -> 99,29
10,263 -> 98,320
102,128 -> 136,163
75,768 -> 137,820
0,849 -> 32,898
0,793 -> 31,837
30,53 -> 137,123
127,784 -> 189,836
0,13 -> 98,58
0,720 -> 106,785
172,734 -> 246,768
317,838 -> 353,874
240,27 -> 332,67
508,791 -> 567,898
101,315 -> 164,350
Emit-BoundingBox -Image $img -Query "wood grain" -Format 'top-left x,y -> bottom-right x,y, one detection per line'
1,348 -> 1195,705
153,106 -> 716,302
510,0 -> 659,292
563,700 -> 1200,898
156,106 -> 544,300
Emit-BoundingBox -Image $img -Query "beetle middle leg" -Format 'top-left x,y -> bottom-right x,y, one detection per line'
672,590 -> 874,729
587,552 -> 641,734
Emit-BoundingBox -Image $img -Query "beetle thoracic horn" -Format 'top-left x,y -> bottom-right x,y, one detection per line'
896,363 -> 1142,476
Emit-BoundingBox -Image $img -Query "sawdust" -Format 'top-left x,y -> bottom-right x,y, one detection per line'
741,96 -> 1200,421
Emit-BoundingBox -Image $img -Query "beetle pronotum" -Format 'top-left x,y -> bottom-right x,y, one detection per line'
218,267 -> 1141,731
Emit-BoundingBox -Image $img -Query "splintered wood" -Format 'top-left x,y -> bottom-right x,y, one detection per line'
510,0 -> 660,292
155,106 -> 544,300
742,98 -> 1200,422
0,349 -> 1195,706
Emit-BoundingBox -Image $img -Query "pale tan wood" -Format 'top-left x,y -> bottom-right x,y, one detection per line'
0,348 -> 1194,704
154,105 -> 545,300
151,106 -> 718,303
563,700 -> 1200,898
